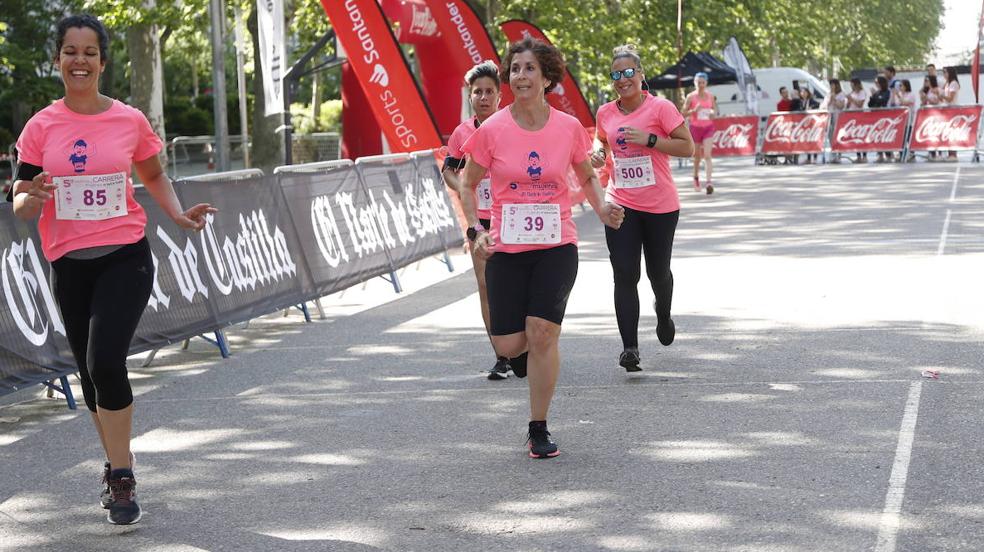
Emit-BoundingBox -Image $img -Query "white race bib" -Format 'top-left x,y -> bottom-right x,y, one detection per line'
54,172 -> 128,221
476,178 -> 492,211
500,203 -> 561,245
613,156 -> 657,189
697,108 -> 714,121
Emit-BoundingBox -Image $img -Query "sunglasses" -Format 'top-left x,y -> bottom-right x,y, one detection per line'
610,67 -> 639,81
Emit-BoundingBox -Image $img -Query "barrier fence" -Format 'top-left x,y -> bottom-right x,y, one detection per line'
0,150 -> 462,406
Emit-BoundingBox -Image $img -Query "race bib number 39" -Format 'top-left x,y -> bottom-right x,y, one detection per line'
500,203 -> 561,245
613,156 -> 657,189
54,172 -> 128,221
476,178 -> 492,211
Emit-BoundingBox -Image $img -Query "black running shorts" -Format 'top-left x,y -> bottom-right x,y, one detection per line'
485,244 -> 578,335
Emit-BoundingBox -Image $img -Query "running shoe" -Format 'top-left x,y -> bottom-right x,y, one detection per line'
619,348 -> 641,372
106,469 -> 141,525
693,176 -> 700,191
487,356 -> 511,380
654,298 -> 676,346
527,421 -> 559,458
706,183 -> 714,195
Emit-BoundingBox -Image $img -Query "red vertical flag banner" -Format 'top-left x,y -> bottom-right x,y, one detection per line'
319,0 -> 442,152
974,0 -> 984,103
426,0 -> 514,108
499,20 -> 595,129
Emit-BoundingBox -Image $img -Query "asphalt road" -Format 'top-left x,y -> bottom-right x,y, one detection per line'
1,158 -> 982,552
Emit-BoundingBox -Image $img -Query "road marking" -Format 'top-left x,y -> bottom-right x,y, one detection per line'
937,167 -> 959,256
874,381 -> 923,552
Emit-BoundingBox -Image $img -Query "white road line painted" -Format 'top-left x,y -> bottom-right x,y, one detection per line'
937,210 -> 952,256
938,167 -> 960,256
874,381 -> 923,552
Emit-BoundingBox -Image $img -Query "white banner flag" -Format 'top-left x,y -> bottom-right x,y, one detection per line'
257,0 -> 285,116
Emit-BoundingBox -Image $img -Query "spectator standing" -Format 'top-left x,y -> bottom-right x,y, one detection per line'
942,66 -> 961,161
794,87 -> 820,164
868,76 -> 892,161
895,80 -> 917,162
777,86 -> 794,111
921,75 -> 943,160
824,79 -> 848,163
847,78 -> 869,162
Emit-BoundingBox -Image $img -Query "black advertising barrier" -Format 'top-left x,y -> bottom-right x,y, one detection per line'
0,152 -> 459,400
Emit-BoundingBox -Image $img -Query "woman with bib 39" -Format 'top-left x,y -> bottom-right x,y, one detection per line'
442,60 -> 528,381
591,44 -> 694,372
8,15 -> 216,525
459,37 -> 624,458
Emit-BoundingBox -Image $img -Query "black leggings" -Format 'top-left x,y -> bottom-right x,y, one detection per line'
51,238 -> 153,412
605,208 -> 679,349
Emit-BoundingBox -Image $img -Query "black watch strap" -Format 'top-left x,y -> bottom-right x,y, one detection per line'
646,133 -> 658,148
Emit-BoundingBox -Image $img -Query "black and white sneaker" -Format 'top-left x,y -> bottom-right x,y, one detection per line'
107,469 -> 142,525
487,357 -> 511,380
527,421 -> 559,459
619,348 -> 641,372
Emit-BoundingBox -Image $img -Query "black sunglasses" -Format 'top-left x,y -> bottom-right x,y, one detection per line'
610,67 -> 640,81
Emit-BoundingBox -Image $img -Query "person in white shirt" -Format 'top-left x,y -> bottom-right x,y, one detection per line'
942,67 -> 961,161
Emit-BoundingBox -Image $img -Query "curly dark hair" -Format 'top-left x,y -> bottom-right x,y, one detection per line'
56,14 -> 110,63
499,37 -> 566,94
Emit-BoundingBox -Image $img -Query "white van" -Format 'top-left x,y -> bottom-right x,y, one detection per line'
710,67 -> 830,119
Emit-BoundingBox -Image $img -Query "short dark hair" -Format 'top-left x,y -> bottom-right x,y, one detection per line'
501,37 -> 566,94
901,79 -> 912,92
465,60 -> 500,88
56,14 -> 110,62
884,65 -> 896,74
779,86 -> 787,93
926,63 -> 936,69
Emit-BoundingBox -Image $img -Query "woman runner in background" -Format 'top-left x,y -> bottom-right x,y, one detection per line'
682,72 -> 717,193
591,44 -> 694,371
8,14 -> 215,525
442,60 -> 529,381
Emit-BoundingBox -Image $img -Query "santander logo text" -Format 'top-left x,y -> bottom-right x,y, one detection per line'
914,115 -> 977,144
836,116 -> 904,145
345,0 -> 419,149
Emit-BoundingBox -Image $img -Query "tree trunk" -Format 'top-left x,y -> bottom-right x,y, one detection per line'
126,4 -> 167,166
247,5 -> 284,172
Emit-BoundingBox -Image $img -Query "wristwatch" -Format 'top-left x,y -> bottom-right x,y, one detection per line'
466,223 -> 486,242
646,133 -> 658,148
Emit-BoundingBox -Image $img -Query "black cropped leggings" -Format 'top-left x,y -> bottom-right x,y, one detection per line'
605,208 -> 679,349
51,238 -> 153,412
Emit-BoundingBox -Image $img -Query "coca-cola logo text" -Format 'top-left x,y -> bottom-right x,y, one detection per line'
764,115 -> 827,144
914,114 -> 977,144
836,116 -> 904,145
712,123 -> 754,149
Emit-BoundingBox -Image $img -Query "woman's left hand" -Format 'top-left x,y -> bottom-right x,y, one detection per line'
175,203 -> 218,231
621,126 -> 651,147
601,202 -> 625,229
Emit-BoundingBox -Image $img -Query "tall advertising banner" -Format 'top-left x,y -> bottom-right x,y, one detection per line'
426,0 -> 514,108
909,106 -> 983,151
320,0 -> 442,152
257,0 -> 285,116
710,116 -> 758,157
760,111 -> 830,155
829,108 -> 908,153
499,20 -> 595,129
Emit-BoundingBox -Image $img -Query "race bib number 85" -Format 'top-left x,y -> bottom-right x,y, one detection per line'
54,172 -> 128,221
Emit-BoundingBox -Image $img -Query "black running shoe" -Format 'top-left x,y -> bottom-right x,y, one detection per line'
619,348 -> 641,372
100,462 -> 112,509
527,421 -> 559,458
487,357 -> 511,380
654,299 -> 675,346
510,352 -> 528,379
107,470 -> 142,525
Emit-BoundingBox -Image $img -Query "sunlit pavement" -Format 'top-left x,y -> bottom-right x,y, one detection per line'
1,158 -> 983,551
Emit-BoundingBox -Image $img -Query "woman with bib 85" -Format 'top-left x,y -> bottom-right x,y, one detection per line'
459,37 -> 624,459
8,15 -> 216,525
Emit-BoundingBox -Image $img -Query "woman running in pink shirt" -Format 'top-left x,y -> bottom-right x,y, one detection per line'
591,44 -> 694,371
683,72 -> 718,193
8,15 -> 215,525
459,37 -> 624,459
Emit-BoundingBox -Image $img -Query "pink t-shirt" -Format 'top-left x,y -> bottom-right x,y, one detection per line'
16,99 -> 162,261
462,107 -> 591,254
687,92 -> 715,126
596,94 -> 685,214
447,115 -> 492,221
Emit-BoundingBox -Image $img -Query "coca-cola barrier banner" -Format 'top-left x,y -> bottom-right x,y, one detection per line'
0,158 -> 461,396
760,111 -> 830,154
711,115 -> 759,157
830,108 -> 909,152
908,105 -> 983,151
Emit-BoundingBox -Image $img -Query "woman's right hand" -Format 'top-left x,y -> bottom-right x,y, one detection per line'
474,231 -> 495,260
590,148 -> 606,169
23,172 -> 56,207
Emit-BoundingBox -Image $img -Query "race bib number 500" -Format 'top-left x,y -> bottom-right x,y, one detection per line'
54,172 -> 128,221
613,156 -> 656,189
500,203 -> 561,245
